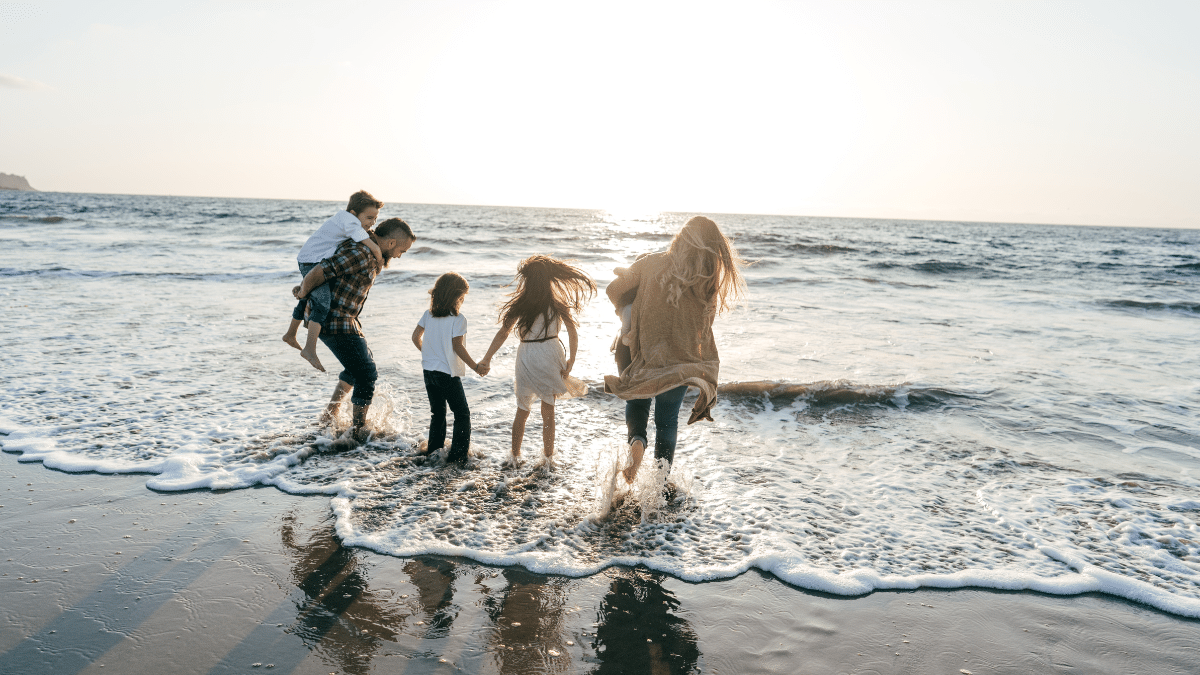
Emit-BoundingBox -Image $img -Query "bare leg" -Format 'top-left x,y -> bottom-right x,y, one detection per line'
283,318 -> 303,350
511,407 -> 530,462
541,400 -> 555,459
623,439 -> 645,484
300,321 -> 326,372
320,380 -> 352,426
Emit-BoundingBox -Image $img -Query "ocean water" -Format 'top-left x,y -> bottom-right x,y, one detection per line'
3,191 -> 1200,618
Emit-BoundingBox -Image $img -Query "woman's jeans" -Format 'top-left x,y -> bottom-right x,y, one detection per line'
319,333 -> 377,406
625,385 -> 688,467
423,370 -> 471,463
292,262 -> 332,326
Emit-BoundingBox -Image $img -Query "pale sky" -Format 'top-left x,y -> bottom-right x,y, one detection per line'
2,0 -> 1198,227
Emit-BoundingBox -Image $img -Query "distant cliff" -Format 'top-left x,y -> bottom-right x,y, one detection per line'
0,173 -> 37,191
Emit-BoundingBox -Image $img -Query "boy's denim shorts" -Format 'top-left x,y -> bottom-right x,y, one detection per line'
292,261 -> 332,326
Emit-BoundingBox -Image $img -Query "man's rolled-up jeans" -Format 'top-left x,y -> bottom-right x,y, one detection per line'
292,262 -> 332,326
318,333 -> 377,406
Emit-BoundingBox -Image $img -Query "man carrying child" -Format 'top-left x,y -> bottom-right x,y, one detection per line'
283,190 -> 386,371
293,216 -> 416,441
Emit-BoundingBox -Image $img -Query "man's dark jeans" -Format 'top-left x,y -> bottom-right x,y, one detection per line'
625,385 -> 688,467
319,333 -> 377,406
423,369 -> 471,463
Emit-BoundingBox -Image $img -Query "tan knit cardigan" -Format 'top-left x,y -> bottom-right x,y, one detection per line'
602,252 -> 719,424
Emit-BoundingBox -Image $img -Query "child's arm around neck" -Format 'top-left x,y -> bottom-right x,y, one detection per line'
362,232 -> 384,267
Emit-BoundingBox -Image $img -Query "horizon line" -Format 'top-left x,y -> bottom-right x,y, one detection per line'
1,187 -> 1194,231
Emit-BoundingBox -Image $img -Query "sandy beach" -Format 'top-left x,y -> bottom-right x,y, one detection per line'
1,456 -> 1196,675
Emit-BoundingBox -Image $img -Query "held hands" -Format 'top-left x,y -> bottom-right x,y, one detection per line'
475,359 -> 491,377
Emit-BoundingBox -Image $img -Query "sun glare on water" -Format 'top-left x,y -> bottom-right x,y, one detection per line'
601,207 -> 664,234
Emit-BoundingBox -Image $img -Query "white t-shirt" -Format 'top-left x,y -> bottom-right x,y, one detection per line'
296,211 -> 371,263
418,310 -> 469,377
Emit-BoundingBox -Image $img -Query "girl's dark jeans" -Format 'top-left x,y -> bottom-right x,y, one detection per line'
292,261 -> 332,326
625,385 -> 688,467
319,333 -> 377,405
423,369 -> 471,463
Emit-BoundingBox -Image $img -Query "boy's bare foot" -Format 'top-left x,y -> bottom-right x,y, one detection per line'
300,347 -> 326,372
282,334 -> 302,350
622,440 -> 645,484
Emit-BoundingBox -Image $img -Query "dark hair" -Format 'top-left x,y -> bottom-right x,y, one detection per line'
346,190 -> 384,215
376,217 -> 415,242
499,255 -> 596,336
430,272 -> 469,317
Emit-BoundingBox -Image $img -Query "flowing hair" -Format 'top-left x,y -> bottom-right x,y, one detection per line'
657,216 -> 746,316
429,272 -> 469,317
499,255 -> 597,335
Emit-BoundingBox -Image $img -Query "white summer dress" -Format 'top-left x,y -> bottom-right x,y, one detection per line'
514,314 -> 588,411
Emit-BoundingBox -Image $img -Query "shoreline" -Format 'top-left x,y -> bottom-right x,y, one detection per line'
3,455 -> 1197,674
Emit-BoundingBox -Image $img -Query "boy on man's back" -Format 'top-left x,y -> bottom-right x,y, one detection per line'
283,190 -> 385,371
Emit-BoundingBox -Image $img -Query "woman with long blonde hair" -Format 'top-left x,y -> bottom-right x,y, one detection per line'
604,216 -> 746,485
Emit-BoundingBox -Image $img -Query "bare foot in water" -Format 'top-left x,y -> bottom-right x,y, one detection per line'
300,346 -> 326,372
622,440 -> 645,484
282,333 -> 302,350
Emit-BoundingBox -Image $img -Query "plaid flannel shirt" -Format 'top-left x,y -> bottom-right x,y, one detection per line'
318,239 -> 380,336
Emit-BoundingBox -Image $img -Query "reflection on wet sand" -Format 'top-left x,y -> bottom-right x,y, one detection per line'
483,568 -> 573,674
593,569 -> 701,675
404,557 -> 458,637
279,511 -> 403,674
277,510 -> 702,673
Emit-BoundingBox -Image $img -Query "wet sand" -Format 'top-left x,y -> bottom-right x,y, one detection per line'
2,456 -> 1197,675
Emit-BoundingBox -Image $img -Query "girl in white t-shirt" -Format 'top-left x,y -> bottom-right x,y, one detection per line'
411,272 -> 486,464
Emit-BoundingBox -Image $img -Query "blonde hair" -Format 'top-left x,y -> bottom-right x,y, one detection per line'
657,216 -> 746,315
